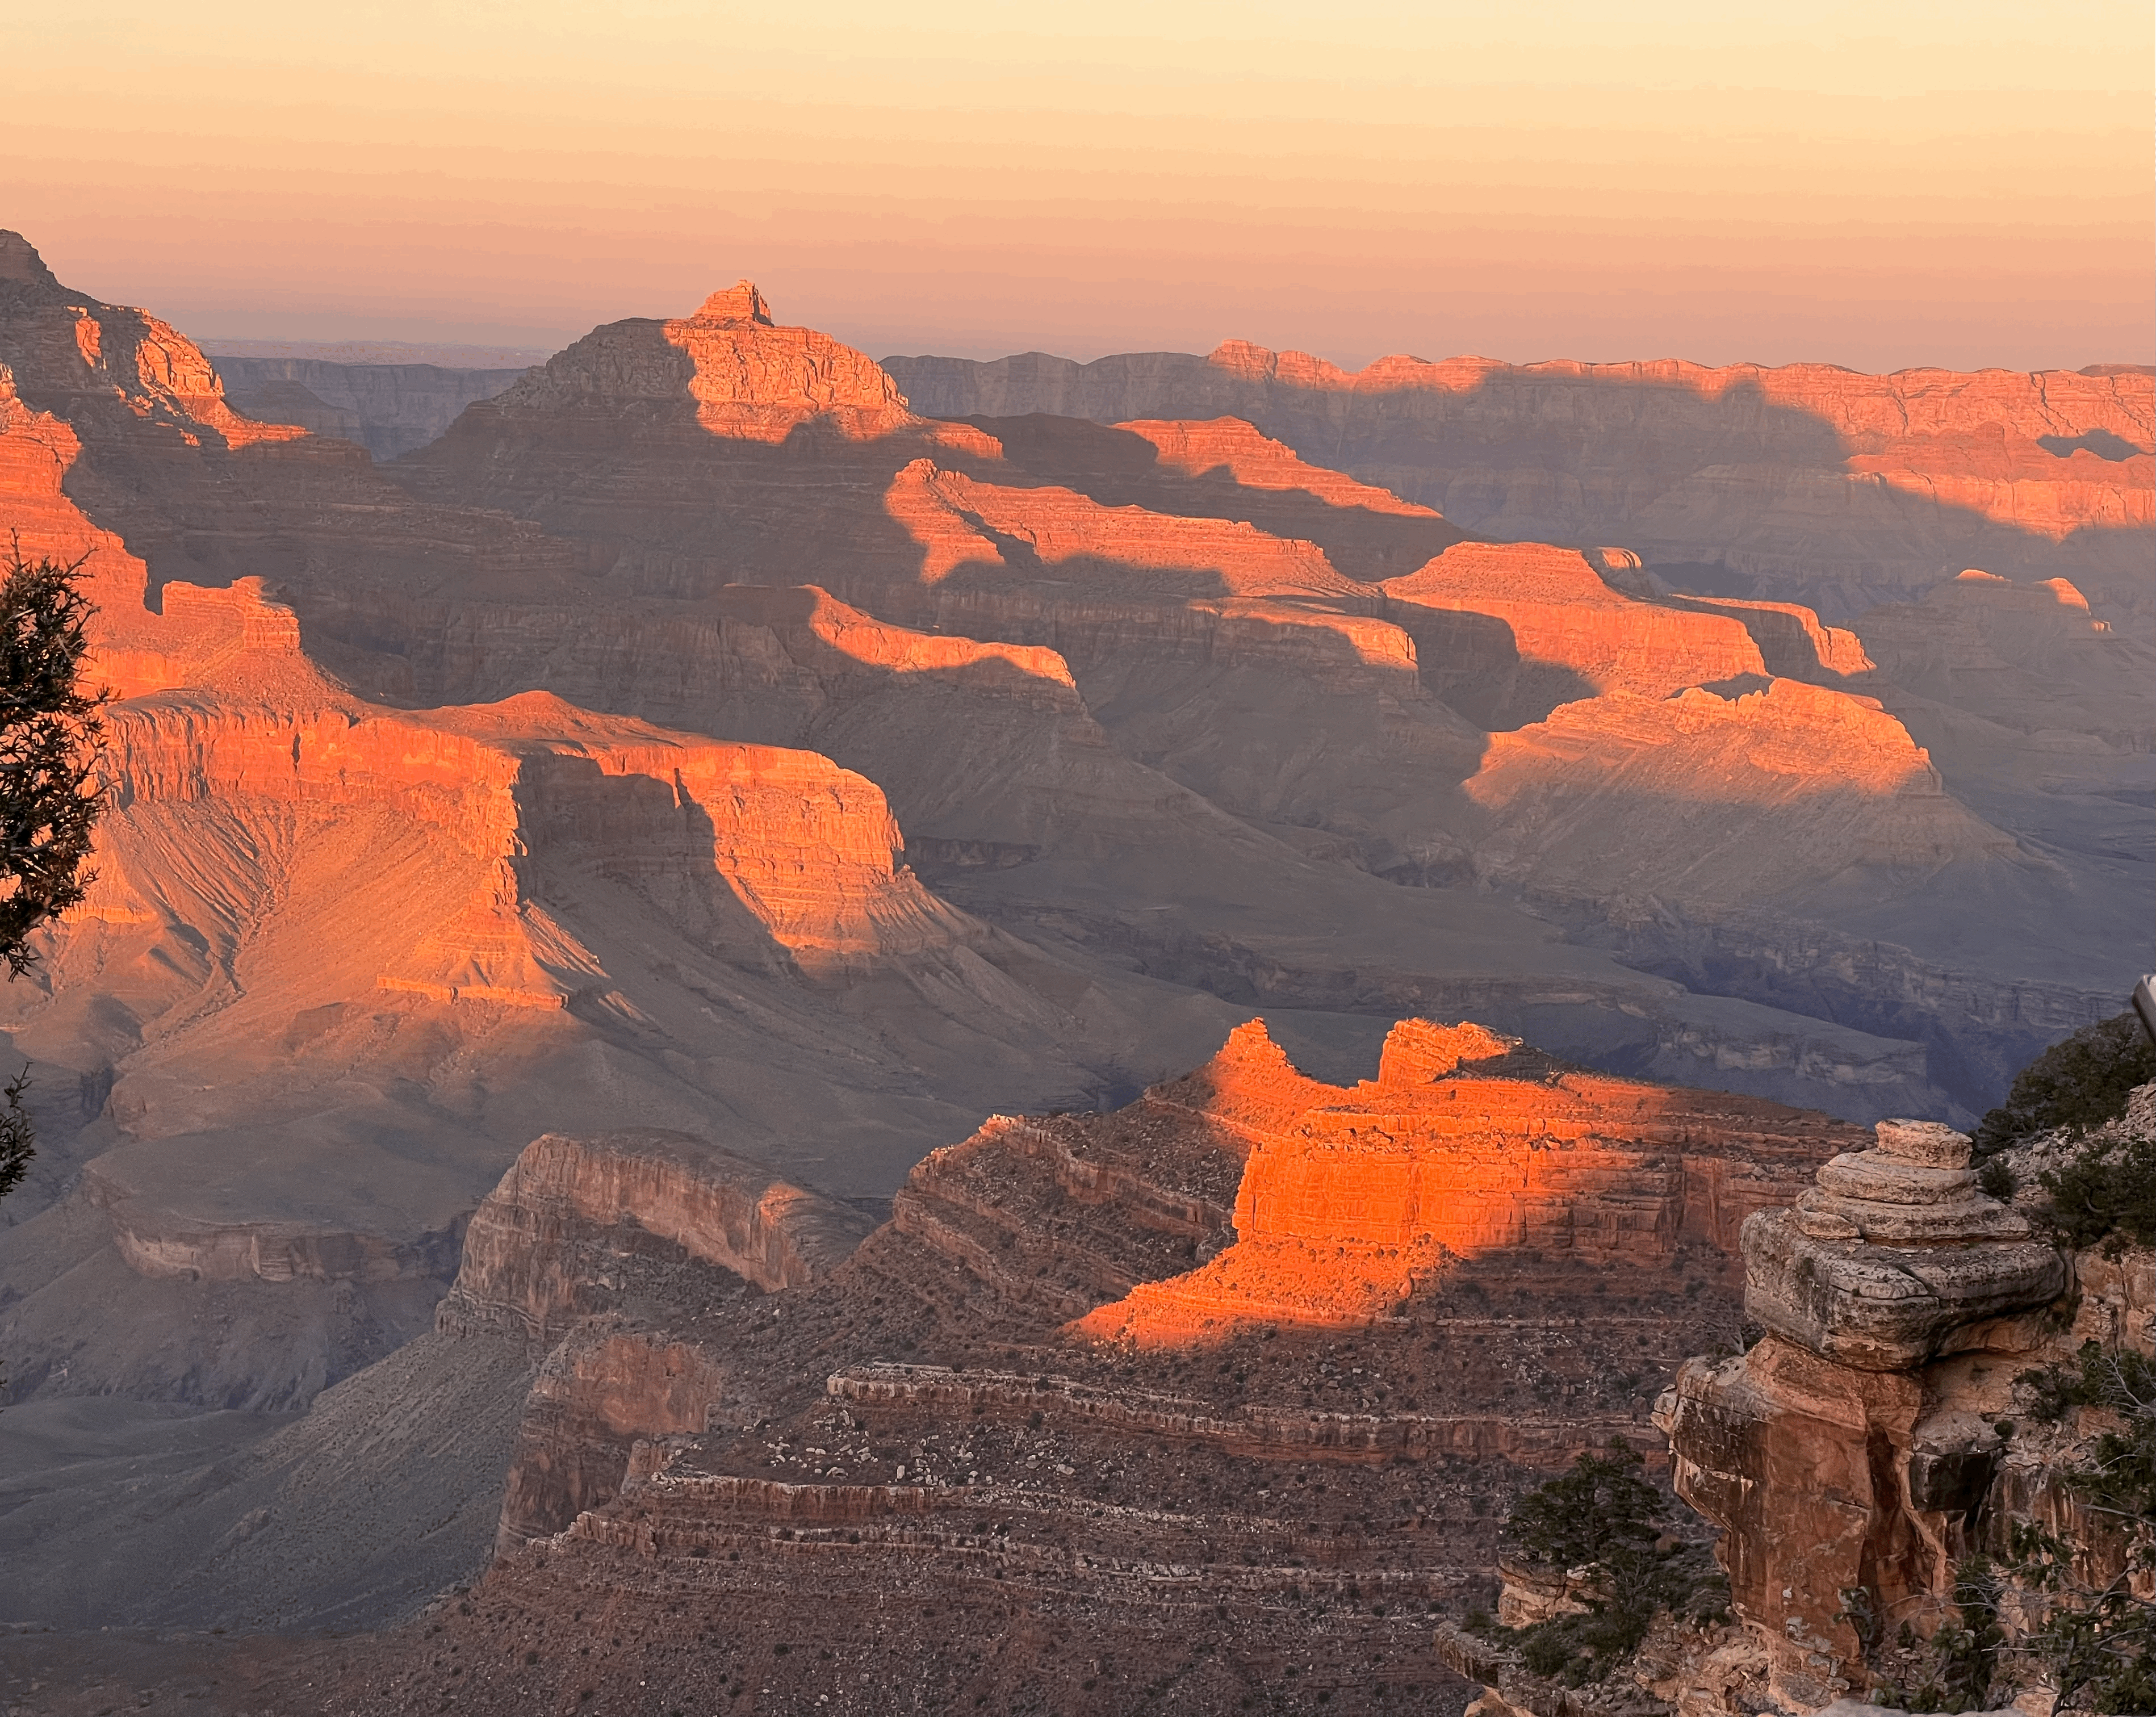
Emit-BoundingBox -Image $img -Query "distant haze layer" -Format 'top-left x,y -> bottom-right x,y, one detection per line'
6,1 -> 2151,371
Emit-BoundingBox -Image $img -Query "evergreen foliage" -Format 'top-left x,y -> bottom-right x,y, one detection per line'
1974,1014 -> 2156,1159
0,547 -> 106,979
2005,1342 -> 2156,1714
2041,1132 -> 2156,1251
0,546 -> 108,1212
0,1065 -> 30,1205
1479,1440 -> 1727,1687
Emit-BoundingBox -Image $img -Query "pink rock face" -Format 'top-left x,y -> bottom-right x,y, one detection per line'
78,591 -> 968,999
1116,417 -> 1443,519
495,280 -> 915,443
1459,677 -> 2011,906
0,364 -> 162,627
0,233 -> 303,455
1673,595 -> 1875,678
885,458 -> 1364,601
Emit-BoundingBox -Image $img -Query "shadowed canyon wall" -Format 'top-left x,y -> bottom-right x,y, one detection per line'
207,356 -> 534,461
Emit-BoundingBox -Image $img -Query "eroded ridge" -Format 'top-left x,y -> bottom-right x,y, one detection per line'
338,1017 -> 1862,1715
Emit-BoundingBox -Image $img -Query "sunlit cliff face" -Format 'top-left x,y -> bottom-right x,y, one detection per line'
1069,1019 -> 1864,1349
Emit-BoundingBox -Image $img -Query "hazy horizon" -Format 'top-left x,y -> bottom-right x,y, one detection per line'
9,1 -> 2153,373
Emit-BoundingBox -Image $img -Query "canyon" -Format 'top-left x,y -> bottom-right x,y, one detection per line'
885,347 -> 2154,626
206,356 -> 534,462
0,224 -> 2147,1712
3,1014 -> 1866,1712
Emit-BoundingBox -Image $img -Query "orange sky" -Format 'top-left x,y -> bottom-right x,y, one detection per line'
6,1 -> 2151,370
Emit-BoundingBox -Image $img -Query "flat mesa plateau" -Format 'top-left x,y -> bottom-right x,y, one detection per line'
0,227 -> 2146,1713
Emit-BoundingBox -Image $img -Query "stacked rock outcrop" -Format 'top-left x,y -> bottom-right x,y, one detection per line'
1660,1119 -> 2069,1710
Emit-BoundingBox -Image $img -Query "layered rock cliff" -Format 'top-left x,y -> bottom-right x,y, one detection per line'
1073,1019 -> 1862,1347
1380,542 -> 1766,726
0,572 -> 1196,1413
299,1016 -> 1865,1715
6,234 -> 2116,1129
1652,1104 -> 2152,1714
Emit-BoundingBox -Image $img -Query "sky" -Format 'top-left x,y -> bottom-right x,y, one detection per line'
5,1 -> 2151,371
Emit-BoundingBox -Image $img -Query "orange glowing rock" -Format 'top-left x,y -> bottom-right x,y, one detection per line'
1114,417 -> 1444,519
1069,1019 -> 1858,1348
1382,541 -> 1766,715
886,458 -> 1362,600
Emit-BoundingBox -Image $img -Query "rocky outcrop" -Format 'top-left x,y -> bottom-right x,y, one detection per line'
464,278 -> 915,446
1381,542 -> 1766,726
1459,678 -> 2016,908
439,1129 -> 875,1349
1660,1119 -> 2083,1711
880,455 -> 1368,604
439,1128 -> 873,1550
0,230 -> 303,454
959,412 -> 1467,581
1743,1120 -> 2063,1367
297,1016 -> 1873,1715
1072,1020 -> 1865,1346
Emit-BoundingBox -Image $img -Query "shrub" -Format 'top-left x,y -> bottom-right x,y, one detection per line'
1489,1440 -> 1725,1686
1974,1014 -> 2155,1159
2041,1133 -> 2156,1251
2004,1343 -> 2156,1714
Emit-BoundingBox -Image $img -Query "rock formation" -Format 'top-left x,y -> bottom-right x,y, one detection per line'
0,569 -> 1216,1415
274,1018 -> 1862,1713
1660,1119 -> 2078,1710
0,233 -> 2000,1128
439,1129 -> 876,1351
0,233 -> 2142,1670
1381,542 -> 1767,726
1458,678 -> 2016,909
472,278 -> 915,446
1073,1019 -> 1861,1347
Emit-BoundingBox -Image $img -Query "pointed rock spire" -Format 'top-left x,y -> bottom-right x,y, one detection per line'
694,280 -> 775,326
0,230 -> 62,295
